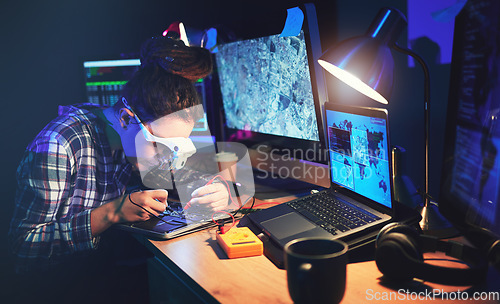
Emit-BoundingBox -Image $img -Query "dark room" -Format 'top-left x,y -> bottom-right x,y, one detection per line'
1,0 -> 499,303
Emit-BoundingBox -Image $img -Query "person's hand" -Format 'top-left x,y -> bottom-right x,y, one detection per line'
189,183 -> 229,211
110,189 -> 168,223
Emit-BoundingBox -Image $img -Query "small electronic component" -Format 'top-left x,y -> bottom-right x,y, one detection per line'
216,227 -> 263,259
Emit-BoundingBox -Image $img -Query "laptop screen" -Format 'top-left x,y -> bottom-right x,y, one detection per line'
325,106 -> 392,208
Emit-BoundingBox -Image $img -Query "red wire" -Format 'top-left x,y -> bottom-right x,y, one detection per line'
242,202 -> 280,209
211,210 -> 236,233
207,174 -> 237,206
184,174 -> 237,210
207,175 -> 238,233
183,174 -> 239,233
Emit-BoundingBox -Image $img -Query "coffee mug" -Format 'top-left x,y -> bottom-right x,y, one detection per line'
215,151 -> 238,182
284,238 -> 348,304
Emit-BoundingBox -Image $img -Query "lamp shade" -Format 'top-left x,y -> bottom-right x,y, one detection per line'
318,7 -> 407,104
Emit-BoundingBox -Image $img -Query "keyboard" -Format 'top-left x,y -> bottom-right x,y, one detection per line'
287,192 -> 381,235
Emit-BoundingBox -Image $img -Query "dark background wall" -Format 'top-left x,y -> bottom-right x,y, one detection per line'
0,0 -> 452,294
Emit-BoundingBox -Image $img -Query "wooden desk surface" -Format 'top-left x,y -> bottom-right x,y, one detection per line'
141,223 -> 500,304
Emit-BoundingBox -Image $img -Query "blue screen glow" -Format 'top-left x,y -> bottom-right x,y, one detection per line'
326,109 -> 391,208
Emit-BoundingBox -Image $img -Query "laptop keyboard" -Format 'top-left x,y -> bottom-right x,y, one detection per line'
287,192 -> 381,235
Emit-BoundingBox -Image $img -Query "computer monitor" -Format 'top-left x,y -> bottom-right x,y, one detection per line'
192,79 -> 210,135
439,0 -> 500,260
213,3 -> 328,169
83,59 -> 141,106
82,58 -> 211,136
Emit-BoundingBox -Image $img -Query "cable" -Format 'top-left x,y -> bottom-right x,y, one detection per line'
128,190 -> 185,226
212,210 -> 236,234
184,174 -> 238,209
242,202 -> 280,209
182,175 -> 258,233
236,199 -> 281,214
240,196 -> 255,211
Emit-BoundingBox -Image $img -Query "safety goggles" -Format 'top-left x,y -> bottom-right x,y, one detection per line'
122,98 -> 196,170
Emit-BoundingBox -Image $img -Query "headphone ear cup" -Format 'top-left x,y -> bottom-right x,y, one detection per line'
376,223 -> 421,248
375,232 -> 424,281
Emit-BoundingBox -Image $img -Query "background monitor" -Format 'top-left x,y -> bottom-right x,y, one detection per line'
192,79 -> 210,135
82,58 -> 211,136
213,3 -> 328,168
439,0 -> 500,243
83,59 -> 141,106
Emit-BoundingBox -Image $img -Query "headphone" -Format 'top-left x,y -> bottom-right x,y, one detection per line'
375,222 -> 489,286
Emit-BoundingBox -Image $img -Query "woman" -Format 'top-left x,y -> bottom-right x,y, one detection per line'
9,36 -> 227,302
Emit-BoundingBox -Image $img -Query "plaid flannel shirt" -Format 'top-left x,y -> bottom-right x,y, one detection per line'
9,104 -> 132,271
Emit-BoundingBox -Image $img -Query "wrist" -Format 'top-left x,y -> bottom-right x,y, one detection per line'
104,195 -> 127,225
90,196 -> 125,236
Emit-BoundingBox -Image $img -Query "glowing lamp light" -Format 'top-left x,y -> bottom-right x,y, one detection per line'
317,59 -> 388,104
318,8 -> 406,104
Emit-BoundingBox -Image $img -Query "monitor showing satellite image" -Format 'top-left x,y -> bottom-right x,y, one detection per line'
215,31 -> 319,141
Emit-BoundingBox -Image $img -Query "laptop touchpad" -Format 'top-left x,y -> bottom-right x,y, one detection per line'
261,212 -> 317,240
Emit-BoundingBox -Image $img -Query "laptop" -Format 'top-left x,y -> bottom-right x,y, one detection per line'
116,139 -> 256,240
116,200 -> 241,240
246,103 -> 394,248
116,183 -> 250,240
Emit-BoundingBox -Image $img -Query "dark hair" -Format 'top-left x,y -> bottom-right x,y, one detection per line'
118,36 -> 212,123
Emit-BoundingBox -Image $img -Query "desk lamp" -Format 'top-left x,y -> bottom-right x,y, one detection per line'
318,7 -> 454,236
